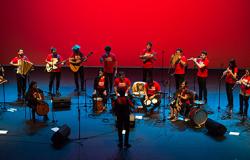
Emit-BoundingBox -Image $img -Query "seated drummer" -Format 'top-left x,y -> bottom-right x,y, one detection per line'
114,71 -> 131,97
169,81 -> 193,122
26,81 -> 49,123
93,69 -> 108,109
142,78 -> 161,114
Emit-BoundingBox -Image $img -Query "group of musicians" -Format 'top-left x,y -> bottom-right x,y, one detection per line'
1,42 -> 249,147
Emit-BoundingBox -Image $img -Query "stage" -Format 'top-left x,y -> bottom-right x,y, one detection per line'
0,67 -> 249,160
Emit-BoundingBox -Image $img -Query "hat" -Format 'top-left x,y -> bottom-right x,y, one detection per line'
72,44 -> 81,50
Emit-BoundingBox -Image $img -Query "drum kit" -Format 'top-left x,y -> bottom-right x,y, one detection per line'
143,97 -> 160,108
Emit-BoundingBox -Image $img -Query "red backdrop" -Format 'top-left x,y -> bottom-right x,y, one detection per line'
0,0 -> 249,68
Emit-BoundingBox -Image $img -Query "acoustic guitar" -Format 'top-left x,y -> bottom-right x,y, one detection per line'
69,52 -> 93,72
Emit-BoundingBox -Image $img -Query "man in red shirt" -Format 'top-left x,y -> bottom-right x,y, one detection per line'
222,59 -> 238,113
139,42 -> 156,82
237,69 -> 250,121
114,72 -> 131,97
45,47 -> 64,96
10,49 -> 31,101
143,79 -> 161,113
100,46 -> 117,93
190,50 -> 209,103
69,45 -> 85,92
171,48 -> 187,90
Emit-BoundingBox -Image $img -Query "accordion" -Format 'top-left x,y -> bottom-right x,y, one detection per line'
17,59 -> 33,75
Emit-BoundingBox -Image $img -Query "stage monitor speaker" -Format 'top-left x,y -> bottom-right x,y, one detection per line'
52,97 -> 71,111
51,124 -> 71,145
205,118 -> 227,136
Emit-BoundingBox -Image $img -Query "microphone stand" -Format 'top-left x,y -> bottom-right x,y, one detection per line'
218,75 -> 224,112
0,65 -> 7,111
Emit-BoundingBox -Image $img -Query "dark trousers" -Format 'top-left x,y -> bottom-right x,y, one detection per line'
16,74 -> 27,99
74,66 -> 84,91
117,114 -> 130,145
143,68 -> 153,82
198,77 -> 207,102
226,83 -> 234,108
49,72 -> 61,92
239,94 -> 249,116
105,72 -> 114,93
174,74 -> 185,90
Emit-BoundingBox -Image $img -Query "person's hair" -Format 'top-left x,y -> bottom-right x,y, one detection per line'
229,59 -> 237,73
146,41 -> 152,47
104,46 -> 111,52
176,48 -> 183,53
18,48 -> 23,52
147,78 -> 154,85
201,50 -> 207,55
118,71 -> 125,77
50,47 -> 57,53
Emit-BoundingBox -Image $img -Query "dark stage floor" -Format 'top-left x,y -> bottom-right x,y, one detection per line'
0,67 -> 250,160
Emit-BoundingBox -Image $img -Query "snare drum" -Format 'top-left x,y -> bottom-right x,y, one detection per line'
189,107 -> 208,126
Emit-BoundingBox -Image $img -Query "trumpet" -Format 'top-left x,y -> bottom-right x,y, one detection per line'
187,57 -> 202,61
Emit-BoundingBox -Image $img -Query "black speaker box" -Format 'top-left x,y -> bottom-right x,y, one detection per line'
205,118 -> 227,136
52,97 -> 71,111
51,124 -> 71,145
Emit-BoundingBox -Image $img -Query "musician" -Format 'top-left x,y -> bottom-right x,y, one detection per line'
113,89 -> 134,148
222,59 -> 238,112
10,49 -> 30,101
69,45 -> 85,92
45,47 -> 64,96
190,50 -> 209,104
114,71 -> 131,97
93,69 -> 108,106
237,69 -> 250,121
100,46 -> 117,93
140,41 -> 156,82
26,81 -> 48,123
143,78 -> 161,114
169,81 -> 193,122
0,64 -> 7,84
171,48 -> 187,90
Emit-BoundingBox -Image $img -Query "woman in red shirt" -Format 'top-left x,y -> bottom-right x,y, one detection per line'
222,59 -> 238,113
237,69 -> 250,121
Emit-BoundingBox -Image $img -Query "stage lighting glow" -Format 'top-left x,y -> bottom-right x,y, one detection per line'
51,127 -> 60,132
135,115 -> 143,120
229,132 -> 240,136
122,130 -> 126,135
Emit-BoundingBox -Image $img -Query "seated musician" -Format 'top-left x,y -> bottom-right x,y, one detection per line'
92,69 -> 108,111
142,78 -> 161,114
169,81 -> 193,122
26,81 -> 49,123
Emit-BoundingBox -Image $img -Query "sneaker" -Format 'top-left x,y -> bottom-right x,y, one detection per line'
124,144 -> 131,148
56,91 -> 61,97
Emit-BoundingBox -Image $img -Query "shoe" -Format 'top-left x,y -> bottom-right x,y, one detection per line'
171,117 -> 178,122
48,92 -> 52,96
56,91 -> 61,96
117,143 -> 123,148
124,144 -> 131,148
167,116 -> 174,120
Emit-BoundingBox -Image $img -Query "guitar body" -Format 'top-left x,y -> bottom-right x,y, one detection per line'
69,63 -> 81,72
69,52 -> 93,72
46,58 -> 67,72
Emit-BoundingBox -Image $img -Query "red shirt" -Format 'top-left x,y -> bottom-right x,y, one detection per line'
175,55 -> 187,74
46,54 -> 64,72
142,49 -> 155,68
197,58 -> 209,78
97,76 -> 106,89
114,77 -> 131,92
70,52 -> 84,66
101,53 -> 116,73
145,81 -> 161,97
240,76 -> 250,95
225,67 -> 238,84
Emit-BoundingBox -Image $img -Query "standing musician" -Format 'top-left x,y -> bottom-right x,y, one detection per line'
114,71 -> 131,97
45,47 -> 65,96
222,59 -> 238,113
10,49 -> 31,101
26,81 -> 49,123
69,45 -> 85,92
236,69 -> 250,121
169,81 -> 193,122
113,89 -> 134,148
170,48 -> 187,90
100,46 -> 117,93
143,78 -> 161,114
190,50 -> 209,104
93,69 -> 108,110
139,41 -> 156,82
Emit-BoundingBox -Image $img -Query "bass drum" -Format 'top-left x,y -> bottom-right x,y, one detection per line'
93,97 -> 105,113
36,101 -> 50,116
189,107 -> 208,126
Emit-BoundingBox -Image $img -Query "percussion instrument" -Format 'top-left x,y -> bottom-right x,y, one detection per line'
189,107 -> 208,126
93,97 -> 105,113
18,59 -> 33,75
143,99 -> 151,107
36,101 -> 50,116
